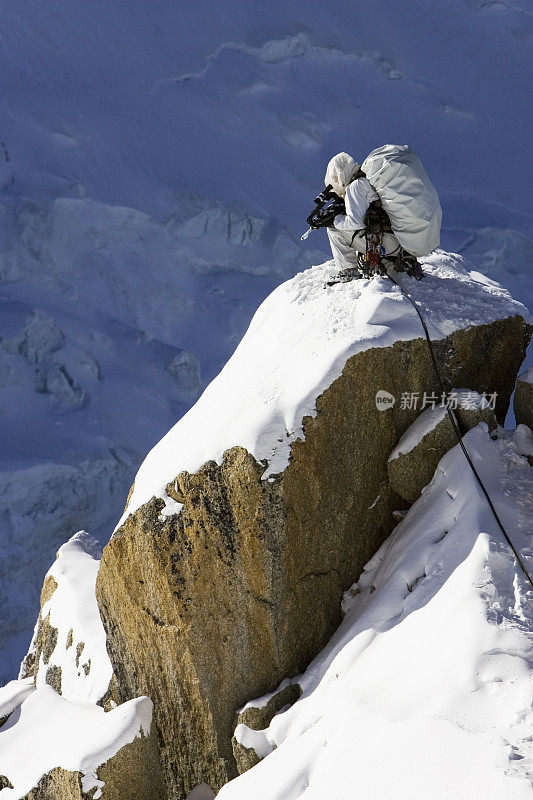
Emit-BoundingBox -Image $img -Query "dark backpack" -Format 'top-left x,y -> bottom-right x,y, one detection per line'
349,169 -> 393,236
363,199 -> 393,235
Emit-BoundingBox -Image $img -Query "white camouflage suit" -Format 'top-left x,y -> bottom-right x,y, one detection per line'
325,152 -> 401,272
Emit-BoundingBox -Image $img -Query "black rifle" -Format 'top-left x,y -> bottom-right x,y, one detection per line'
301,184 -> 345,240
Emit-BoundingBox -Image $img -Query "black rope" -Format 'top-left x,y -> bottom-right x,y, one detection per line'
387,270 -> 533,592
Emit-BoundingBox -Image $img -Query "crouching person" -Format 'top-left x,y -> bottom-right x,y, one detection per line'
323,152 -> 422,280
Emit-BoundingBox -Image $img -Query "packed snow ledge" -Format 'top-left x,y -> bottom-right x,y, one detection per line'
119,251 -> 530,527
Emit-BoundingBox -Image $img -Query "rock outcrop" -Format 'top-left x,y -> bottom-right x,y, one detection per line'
97,265 -> 530,800
232,681 -> 302,773
387,391 -> 497,504
21,727 -> 163,800
514,368 -> 533,430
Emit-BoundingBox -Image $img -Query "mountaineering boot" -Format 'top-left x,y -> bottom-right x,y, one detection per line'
402,253 -> 424,280
384,249 -> 424,280
326,266 -> 364,286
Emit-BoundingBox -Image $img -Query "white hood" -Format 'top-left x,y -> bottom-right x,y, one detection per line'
324,152 -> 360,197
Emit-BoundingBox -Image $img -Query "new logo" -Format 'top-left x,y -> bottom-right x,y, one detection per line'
375,390 -> 395,411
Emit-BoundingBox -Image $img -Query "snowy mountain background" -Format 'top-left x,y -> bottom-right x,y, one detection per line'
1,0 -> 531,682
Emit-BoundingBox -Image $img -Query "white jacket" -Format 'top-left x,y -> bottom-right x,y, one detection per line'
333,177 -> 378,232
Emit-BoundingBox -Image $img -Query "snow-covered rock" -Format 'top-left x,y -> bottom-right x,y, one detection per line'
1,3 -> 532,795
0,457 -> 131,685
387,389 -> 496,503
2,0 -> 533,685
514,368 -> 533,431
119,253 -> 529,526
2,312 -> 65,364
96,255 -> 530,799
0,687 -> 162,800
232,681 -> 302,773
19,531 -> 113,706
220,424 -> 533,800
0,532 -> 163,800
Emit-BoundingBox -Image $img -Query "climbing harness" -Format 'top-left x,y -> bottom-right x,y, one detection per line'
362,233 -> 386,277
359,200 -> 390,278
387,271 -> 533,592
346,201 -> 424,281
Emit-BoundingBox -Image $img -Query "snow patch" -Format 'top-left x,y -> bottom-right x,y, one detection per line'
389,389 -> 491,461
23,531 -> 113,705
0,686 -> 152,800
389,404 -> 448,460
238,677 -> 301,714
0,678 -> 34,720
234,724 -> 274,760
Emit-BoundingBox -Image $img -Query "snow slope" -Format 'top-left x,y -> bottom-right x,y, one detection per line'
20,531 -> 113,705
121,253 -> 528,525
219,424 -> 533,800
1,0 -> 532,681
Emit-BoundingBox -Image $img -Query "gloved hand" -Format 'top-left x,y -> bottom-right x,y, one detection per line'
307,197 -> 346,229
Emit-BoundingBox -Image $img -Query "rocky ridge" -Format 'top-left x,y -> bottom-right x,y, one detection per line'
1,255 -> 530,799
96,257 -> 531,799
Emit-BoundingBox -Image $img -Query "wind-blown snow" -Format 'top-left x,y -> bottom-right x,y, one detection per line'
219,424 -> 533,800
0,678 -> 34,721
120,253 -> 529,526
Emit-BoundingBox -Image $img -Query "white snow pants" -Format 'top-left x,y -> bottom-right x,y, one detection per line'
327,227 -> 401,272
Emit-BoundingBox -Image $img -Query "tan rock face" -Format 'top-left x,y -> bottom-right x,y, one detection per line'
19,575 -> 59,686
232,682 -> 302,773
96,315 -> 530,800
388,401 -> 497,504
